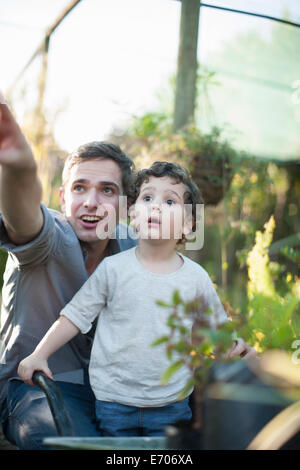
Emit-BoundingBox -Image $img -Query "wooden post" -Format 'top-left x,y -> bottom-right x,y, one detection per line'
7,0 -> 82,96
38,37 -> 50,113
173,0 -> 200,132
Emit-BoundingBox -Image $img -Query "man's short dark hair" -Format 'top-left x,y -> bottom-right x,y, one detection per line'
62,141 -> 134,195
129,161 -> 203,238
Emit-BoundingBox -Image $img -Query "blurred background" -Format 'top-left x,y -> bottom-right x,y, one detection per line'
1,0 -> 300,348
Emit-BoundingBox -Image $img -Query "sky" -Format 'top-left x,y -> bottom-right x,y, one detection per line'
1,0 -> 299,154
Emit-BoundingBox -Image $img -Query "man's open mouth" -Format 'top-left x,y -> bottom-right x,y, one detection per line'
80,215 -> 104,226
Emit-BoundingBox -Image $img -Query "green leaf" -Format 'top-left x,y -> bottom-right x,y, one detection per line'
161,360 -> 184,384
173,340 -> 188,354
179,326 -> 188,335
156,300 -> 172,308
203,308 -> 213,316
172,290 -> 181,305
151,336 -> 170,347
177,377 -> 197,400
167,315 -> 178,328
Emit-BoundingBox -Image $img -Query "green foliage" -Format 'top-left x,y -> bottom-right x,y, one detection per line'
152,290 -> 236,397
131,112 -> 170,139
153,216 -> 300,396
247,216 -> 277,299
201,19 -> 300,160
109,24 -> 300,382
245,216 -> 300,352
222,160 -> 281,267
281,246 -> 300,264
0,249 -> 8,289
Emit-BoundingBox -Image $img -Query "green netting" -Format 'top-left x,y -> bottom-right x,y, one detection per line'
1,0 -> 299,160
196,0 -> 300,160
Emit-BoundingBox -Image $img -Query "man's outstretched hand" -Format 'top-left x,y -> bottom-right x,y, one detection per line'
0,91 -> 43,244
0,93 -> 35,169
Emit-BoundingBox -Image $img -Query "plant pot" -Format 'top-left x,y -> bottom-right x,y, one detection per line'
190,153 -> 233,206
202,361 -> 300,450
166,361 -> 300,450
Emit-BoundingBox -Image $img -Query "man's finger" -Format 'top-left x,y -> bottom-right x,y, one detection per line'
0,97 -> 17,139
0,91 -> 7,104
0,91 -> 10,108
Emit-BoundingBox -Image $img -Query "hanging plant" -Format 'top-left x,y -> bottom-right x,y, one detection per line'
111,120 -> 236,206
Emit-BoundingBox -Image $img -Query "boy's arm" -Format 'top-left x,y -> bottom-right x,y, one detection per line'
18,316 -> 79,386
18,260 -> 109,385
0,99 -> 43,245
226,338 -> 257,360
59,259 -> 109,334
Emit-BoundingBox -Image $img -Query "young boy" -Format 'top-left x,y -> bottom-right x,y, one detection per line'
18,161 -> 252,437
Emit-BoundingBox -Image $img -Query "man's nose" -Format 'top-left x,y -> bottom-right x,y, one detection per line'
83,189 -> 99,209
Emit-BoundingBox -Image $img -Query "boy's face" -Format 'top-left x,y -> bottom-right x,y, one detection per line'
130,176 -> 192,241
59,159 -> 122,245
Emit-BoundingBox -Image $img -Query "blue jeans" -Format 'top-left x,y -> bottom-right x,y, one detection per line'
1,378 -> 100,450
95,398 -> 192,437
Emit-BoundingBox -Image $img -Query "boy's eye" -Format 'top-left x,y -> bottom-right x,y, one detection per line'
143,195 -> 152,202
166,199 -> 175,206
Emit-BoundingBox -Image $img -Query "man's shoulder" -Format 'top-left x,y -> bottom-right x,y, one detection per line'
101,247 -> 135,272
47,207 -> 69,228
46,206 -> 78,242
105,246 -> 136,267
115,222 -> 138,252
47,206 -> 63,219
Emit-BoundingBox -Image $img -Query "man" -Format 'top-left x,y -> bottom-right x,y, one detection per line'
0,98 -> 255,449
0,99 -> 137,449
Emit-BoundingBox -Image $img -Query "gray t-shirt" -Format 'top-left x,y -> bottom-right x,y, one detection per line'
0,204 -> 137,415
60,247 -> 228,407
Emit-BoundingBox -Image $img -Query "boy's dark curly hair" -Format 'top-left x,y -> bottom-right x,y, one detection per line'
128,161 -> 203,240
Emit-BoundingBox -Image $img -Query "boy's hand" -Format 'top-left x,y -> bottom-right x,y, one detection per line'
18,353 -> 53,386
226,338 -> 257,361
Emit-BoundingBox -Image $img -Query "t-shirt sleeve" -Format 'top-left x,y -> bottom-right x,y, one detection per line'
198,271 -> 228,328
0,204 -> 55,268
60,259 -> 109,334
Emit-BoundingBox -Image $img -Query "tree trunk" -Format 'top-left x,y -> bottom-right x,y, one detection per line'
173,0 -> 200,132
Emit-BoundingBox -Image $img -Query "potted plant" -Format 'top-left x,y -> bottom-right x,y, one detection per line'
111,115 -> 235,207
153,216 -> 300,450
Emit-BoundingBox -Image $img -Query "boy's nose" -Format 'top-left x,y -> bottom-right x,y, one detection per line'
151,201 -> 162,212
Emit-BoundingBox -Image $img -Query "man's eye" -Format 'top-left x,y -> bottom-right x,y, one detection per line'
73,184 -> 84,192
103,187 -> 114,194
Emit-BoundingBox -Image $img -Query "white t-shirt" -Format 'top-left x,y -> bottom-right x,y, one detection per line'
60,247 -> 227,407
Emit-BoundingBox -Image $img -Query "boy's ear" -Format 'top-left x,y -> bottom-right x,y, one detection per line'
128,204 -> 137,228
183,206 -> 194,236
183,216 -> 194,236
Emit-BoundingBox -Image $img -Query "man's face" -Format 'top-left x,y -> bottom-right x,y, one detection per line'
130,176 -> 191,241
60,159 -> 123,245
